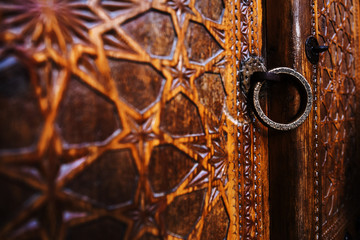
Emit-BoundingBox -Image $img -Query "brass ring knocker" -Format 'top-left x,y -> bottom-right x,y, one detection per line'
252,67 -> 313,131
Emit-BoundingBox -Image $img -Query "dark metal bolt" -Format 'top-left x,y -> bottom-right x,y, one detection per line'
312,45 -> 329,53
305,36 -> 328,64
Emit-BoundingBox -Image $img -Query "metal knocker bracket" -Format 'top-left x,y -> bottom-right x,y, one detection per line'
240,58 -> 313,131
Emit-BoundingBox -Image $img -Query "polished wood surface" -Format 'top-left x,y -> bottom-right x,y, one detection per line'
0,0 -> 359,239
266,0 -> 315,239
0,0 -> 236,239
266,0 -> 360,239
0,0 -> 259,239
316,1 -> 360,239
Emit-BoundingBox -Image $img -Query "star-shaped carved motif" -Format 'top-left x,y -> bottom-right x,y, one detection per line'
0,0 -> 100,56
168,56 -> 196,92
187,137 -> 227,188
124,193 -> 164,238
209,187 -> 220,204
185,138 -> 210,160
122,115 -> 158,143
166,0 -> 194,26
0,133 -> 88,239
207,116 -> 221,134
187,168 -> 209,187
120,114 -> 160,157
209,138 -> 228,181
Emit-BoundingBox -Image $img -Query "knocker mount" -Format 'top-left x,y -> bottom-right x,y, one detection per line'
239,57 -> 313,131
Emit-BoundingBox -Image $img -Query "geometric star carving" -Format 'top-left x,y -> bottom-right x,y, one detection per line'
124,193 -> 164,239
166,0 -> 194,27
121,114 -> 158,144
185,138 -> 211,161
187,168 -> 210,188
187,137 -> 228,188
168,55 -> 196,92
0,0 -> 100,56
0,0 -> 236,238
0,133 -> 89,239
120,113 -> 160,159
209,138 -> 228,181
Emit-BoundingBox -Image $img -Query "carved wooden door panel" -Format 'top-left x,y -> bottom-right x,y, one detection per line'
0,0 -> 269,239
266,0 -> 360,239
1,0 -> 359,240
314,1 -> 360,238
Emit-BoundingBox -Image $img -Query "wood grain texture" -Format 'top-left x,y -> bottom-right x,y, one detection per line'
266,0 -> 360,239
3,0 -> 358,239
266,0 -> 315,239
314,0 -> 360,239
233,0 -> 269,239
0,0 -> 243,239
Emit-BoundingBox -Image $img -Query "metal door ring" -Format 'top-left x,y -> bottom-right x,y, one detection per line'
252,67 -> 313,131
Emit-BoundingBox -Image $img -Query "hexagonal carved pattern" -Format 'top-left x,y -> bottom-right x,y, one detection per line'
0,0 -> 356,239
57,77 -> 121,145
0,56 -> 44,150
185,21 -> 223,64
122,10 -> 176,58
200,197 -> 229,240
164,189 -> 206,237
0,0 -> 101,52
149,145 -> 195,193
195,73 -> 225,120
0,0 -> 251,238
65,149 -> 138,207
160,93 -> 204,137
108,59 -> 165,113
195,0 -> 225,23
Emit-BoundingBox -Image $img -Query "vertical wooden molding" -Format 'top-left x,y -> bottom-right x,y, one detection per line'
226,0 -> 240,238
312,0 -> 321,239
235,0 -> 268,239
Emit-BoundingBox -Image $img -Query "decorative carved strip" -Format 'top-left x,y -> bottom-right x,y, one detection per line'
235,0 -> 268,239
314,0 -> 360,238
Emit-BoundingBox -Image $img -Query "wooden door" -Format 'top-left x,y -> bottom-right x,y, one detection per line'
266,0 -> 360,239
0,0 -> 269,239
0,0 -> 359,240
